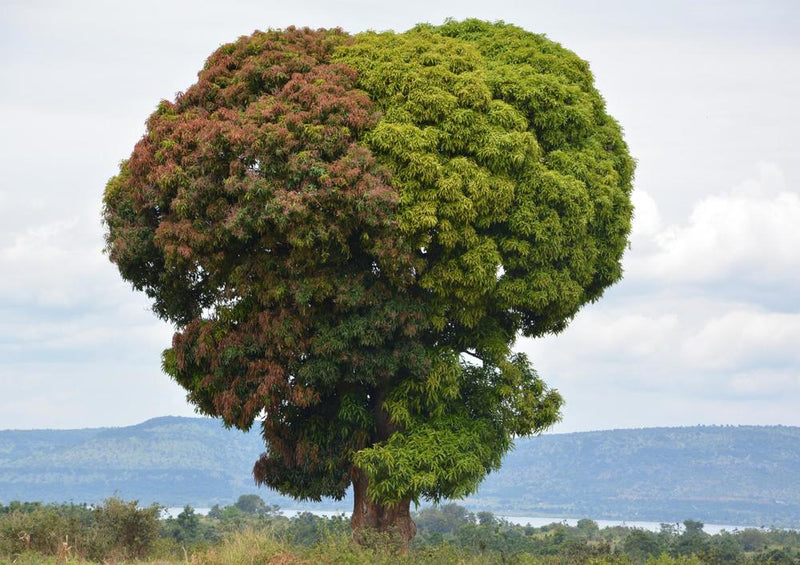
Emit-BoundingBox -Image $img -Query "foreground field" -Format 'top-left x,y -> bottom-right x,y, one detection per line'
0,530 -> 740,565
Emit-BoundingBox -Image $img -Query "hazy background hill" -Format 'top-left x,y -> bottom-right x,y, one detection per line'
466,425 -> 800,527
1,417 -> 798,527
0,417 -> 266,507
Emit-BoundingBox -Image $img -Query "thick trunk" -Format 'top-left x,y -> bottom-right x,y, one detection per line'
348,387 -> 416,550
350,470 -> 416,552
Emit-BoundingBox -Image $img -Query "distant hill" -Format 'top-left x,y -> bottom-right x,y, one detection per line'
470,425 -> 800,528
0,417 -> 269,508
1,417 -> 799,527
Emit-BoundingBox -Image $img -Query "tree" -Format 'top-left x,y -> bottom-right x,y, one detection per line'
93,498 -> 161,560
623,529 -> 664,564
170,505 -> 200,545
103,19 -> 633,549
576,518 -> 600,539
707,532 -> 744,565
674,520 -> 709,557
233,494 -> 278,516
738,528 -> 768,552
414,503 -> 475,535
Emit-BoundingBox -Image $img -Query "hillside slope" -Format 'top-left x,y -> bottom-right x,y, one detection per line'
474,425 -> 800,527
1,418 -> 798,527
0,417 -> 268,507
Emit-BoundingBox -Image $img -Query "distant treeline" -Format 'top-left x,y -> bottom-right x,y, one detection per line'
2,497 -> 799,564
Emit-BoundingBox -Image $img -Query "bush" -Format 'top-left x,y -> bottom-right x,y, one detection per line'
0,498 -> 159,561
0,502 -> 93,557
91,497 -> 160,560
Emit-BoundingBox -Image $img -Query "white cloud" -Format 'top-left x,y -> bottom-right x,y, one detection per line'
524,296 -> 799,374
682,309 -> 800,371
630,189 -> 662,238
730,369 -> 800,397
627,163 -> 800,284
545,308 -> 680,361
0,365 -> 195,429
520,298 -> 800,426
0,309 -> 171,356
730,162 -> 787,197
544,386 -> 800,433
0,216 -> 122,309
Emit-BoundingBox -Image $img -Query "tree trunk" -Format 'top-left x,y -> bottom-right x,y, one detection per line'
350,470 -> 416,552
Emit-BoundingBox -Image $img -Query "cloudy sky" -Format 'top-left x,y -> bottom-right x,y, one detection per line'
1,0 -> 798,432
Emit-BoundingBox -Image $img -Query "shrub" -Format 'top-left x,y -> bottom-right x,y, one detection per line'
0,498 -> 159,562
91,497 -> 161,560
0,502 -> 93,557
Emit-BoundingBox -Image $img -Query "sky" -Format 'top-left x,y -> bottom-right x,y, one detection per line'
1,0 -> 798,432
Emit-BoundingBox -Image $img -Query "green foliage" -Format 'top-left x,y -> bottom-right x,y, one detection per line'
706,532 -> 746,565
233,494 -> 280,516
92,497 -> 161,559
741,529 -> 771,552
643,556 -> 705,565
577,519 -> 601,538
673,521 -> 710,557
102,19 -> 633,519
624,529 -> 664,564
414,503 -> 476,536
353,355 -> 561,504
166,505 -> 201,545
0,502 -> 92,557
335,20 -> 633,338
279,511 -> 352,546
0,498 -> 159,561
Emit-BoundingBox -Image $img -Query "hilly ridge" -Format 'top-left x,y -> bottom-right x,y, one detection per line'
1,417 -> 799,527
0,417 -> 266,507
469,425 -> 800,527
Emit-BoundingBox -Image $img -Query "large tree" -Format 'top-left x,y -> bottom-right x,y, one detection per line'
103,19 -> 633,547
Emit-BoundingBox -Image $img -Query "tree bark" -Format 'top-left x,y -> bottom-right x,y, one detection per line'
350,470 -> 416,552
348,386 -> 416,551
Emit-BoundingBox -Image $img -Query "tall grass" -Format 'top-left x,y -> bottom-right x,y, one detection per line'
195,529 -> 634,565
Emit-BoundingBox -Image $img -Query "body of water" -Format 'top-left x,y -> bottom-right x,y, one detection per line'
164,507 -> 751,534
498,515 -> 745,535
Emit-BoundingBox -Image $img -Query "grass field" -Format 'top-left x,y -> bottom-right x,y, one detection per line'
0,528 -> 713,565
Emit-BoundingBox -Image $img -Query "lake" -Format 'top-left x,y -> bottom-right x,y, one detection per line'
164,507 -> 751,534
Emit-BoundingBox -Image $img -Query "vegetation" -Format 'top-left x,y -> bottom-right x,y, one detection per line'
2,498 -> 799,564
0,498 -> 160,561
102,18 -> 633,545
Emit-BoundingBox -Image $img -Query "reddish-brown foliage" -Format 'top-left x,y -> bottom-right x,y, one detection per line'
104,28 -> 429,501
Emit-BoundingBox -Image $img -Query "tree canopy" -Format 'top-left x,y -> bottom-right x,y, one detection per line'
103,19 -> 633,542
